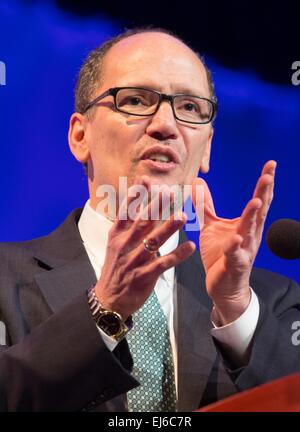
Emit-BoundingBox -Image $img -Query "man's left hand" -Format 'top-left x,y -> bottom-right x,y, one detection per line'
192,160 -> 276,325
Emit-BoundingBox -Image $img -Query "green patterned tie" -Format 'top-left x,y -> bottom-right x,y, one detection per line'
126,290 -> 177,412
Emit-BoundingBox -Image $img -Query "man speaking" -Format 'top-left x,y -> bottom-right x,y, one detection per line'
0,28 -> 299,412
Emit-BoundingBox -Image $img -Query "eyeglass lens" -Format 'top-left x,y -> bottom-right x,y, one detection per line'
115,88 -> 213,123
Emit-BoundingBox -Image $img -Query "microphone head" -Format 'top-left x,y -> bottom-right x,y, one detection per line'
266,219 -> 300,260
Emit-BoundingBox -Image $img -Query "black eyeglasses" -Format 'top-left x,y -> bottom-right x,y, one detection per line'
82,86 -> 217,124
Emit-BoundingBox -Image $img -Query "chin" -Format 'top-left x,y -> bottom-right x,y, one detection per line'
145,174 -> 181,187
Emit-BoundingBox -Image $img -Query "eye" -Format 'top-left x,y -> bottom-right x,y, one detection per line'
176,98 -> 201,114
175,96 -> 212,122
126,96 -> 144,106
118,93 -> 151,108
182,102 -> 198,112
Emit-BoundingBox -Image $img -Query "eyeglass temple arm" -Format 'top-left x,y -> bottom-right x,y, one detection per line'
82,89 -> 111,113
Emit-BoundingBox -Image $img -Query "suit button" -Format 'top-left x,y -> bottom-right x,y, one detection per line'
102,388 -> 113,398
95,394 -> 104,402
84,388 -> 114,410
94,388 -> 113,402
84,400 -> 97,411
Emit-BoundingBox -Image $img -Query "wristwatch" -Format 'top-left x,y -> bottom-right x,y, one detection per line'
87,285 -> 132,342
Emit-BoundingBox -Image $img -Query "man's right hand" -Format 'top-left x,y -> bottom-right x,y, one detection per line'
94,176 -> 195,320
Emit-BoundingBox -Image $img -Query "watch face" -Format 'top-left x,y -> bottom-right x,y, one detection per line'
97,312 -> 122,336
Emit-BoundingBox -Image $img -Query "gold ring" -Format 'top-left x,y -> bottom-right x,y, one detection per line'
143,238 -> 159,254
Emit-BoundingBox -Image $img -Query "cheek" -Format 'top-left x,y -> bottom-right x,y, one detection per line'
181,128 -> 211,180
185,155 -> 203,180
184,130 -> 209,164
88,116 -> 143,175
89,119 -> 126,158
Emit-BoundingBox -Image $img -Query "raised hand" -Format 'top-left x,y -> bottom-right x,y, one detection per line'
94,176 -> 195,320
192,160 -> 276,325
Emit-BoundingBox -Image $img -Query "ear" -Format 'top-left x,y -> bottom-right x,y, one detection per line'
68,112 -> 90,164
199,127 -> 213,174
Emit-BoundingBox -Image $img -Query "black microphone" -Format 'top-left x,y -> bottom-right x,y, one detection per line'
266,219 -> 300,260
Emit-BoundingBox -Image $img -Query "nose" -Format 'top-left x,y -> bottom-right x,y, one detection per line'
145,101 -> 179,141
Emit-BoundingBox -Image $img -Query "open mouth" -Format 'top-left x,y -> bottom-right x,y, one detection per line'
141,146 -> 179,164
140,146 -> 179,171
146,153 -> 173,163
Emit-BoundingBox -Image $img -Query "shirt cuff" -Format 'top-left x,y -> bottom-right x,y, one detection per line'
97,326 -> 119,351
210,287 -> 260,364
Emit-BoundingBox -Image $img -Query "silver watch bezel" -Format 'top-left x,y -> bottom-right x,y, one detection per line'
87,285 -> 131,341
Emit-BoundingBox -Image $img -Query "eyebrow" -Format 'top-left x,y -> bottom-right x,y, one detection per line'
118,83 -> 208,97
171,86 -> 207,96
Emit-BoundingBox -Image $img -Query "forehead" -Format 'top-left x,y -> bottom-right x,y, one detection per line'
101,32 -> 210,96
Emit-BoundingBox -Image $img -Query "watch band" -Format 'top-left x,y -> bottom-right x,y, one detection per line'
87,285 -> 132,342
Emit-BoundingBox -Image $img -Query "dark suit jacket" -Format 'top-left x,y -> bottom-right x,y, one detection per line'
0,208 -> 300,412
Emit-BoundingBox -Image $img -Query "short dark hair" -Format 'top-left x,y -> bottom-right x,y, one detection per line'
74,26 -> 217,116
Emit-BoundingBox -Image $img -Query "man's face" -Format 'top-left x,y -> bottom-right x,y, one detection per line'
70,32 -> 213,208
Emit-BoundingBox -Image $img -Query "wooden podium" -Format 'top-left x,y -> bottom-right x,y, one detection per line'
196,372 -> 300,412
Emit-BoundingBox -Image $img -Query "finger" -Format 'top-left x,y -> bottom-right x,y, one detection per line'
124,184 -> 175,245
252,160 -> 276,204
253,173 -> 274,203
254,177 -> 275,241
138,184 -> 175,222
191,177 -> 218,228
144,240 -> 196,278
261,160 -> 277,177
251,161 -> 276,236
133,211 -> 188,263
237,197 -> 262,249
257,176 -> 275,214
115,175 -> 151,230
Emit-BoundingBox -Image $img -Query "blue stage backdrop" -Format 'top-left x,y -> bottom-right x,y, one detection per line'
0,0 -> 299,282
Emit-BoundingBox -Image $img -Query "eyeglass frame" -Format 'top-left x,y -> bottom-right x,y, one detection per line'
82,86 -> 217,124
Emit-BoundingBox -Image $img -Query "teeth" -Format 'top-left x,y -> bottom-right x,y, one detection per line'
148,153 -> 171,163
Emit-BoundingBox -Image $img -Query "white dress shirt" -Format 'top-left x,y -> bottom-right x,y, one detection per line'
78,200 -> 260,393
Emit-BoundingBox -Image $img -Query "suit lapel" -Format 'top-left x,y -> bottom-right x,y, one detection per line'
31,209 -> 131,412
34,251 -> 97,313
176,231 -> 217,411
33,209 -> 97,313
